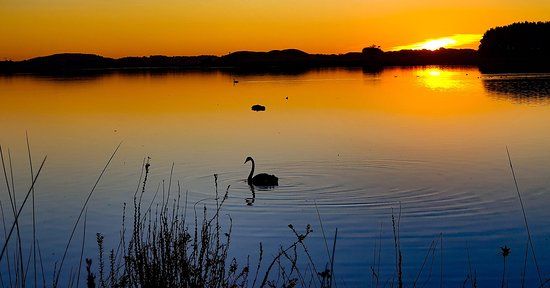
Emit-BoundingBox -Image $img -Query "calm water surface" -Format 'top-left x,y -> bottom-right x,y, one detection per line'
1,67 -> 550,286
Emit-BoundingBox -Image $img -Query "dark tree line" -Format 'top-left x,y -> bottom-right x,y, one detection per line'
478,22 -> 550,72
479,21 -> 550,57
0,48 -> 478,74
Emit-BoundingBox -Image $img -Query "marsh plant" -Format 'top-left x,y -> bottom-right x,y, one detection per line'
500,245 -> 511,288
84,161 -> 333,288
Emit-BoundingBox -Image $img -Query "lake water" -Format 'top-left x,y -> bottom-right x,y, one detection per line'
1,67 -> 550,287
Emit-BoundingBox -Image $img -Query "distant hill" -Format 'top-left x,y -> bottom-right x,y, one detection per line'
221,49 -> 311,67
383,48 -> 477,66
0,53 -> 221,73
18,53 -> 114,71
0,48 -> 479,74
479,21 -> 550,72
115,55 -> 218,68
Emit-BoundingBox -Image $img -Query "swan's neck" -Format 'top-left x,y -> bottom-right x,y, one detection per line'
248,159 -> 255,182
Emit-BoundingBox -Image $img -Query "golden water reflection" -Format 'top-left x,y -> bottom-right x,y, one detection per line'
0,67 -> 489,150
415,67 -> 463,90
0,66 -> 547,167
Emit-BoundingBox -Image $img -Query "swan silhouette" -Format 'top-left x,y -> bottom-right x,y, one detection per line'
244,157 -> 278,186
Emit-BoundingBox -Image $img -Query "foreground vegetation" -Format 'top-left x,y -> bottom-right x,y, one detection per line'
84,165 -> 329,288
0,144 -> 549,287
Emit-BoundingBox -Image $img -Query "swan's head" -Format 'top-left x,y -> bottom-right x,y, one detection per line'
244,156 -> 253,164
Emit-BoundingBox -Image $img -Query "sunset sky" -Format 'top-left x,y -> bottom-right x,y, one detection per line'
1,0 -> 549,60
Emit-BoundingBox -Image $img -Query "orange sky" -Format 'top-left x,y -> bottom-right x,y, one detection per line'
0,0 -> 549,60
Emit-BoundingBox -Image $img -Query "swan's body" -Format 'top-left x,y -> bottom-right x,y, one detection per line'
244,157 -> 278,186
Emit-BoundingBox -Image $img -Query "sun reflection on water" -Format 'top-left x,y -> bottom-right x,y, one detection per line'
416,68 -> 462,90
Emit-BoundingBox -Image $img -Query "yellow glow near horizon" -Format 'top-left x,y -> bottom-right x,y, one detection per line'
392,34 -> 483,51
422,38 -> 457,50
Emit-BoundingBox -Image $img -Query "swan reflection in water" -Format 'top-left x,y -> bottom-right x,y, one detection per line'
245,185 -> 256,206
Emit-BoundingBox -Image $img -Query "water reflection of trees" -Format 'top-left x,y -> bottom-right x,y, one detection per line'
483,76 -> 550,103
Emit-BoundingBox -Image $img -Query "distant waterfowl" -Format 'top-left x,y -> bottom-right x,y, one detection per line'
244,157 -> 278,186
233,79 -> 239,84
251,104 -> 266,111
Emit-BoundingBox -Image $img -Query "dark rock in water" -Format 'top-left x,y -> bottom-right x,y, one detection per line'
251,104 -> 266,111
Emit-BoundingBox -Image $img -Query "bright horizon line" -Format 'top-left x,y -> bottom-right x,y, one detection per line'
391,34 -> 483,51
